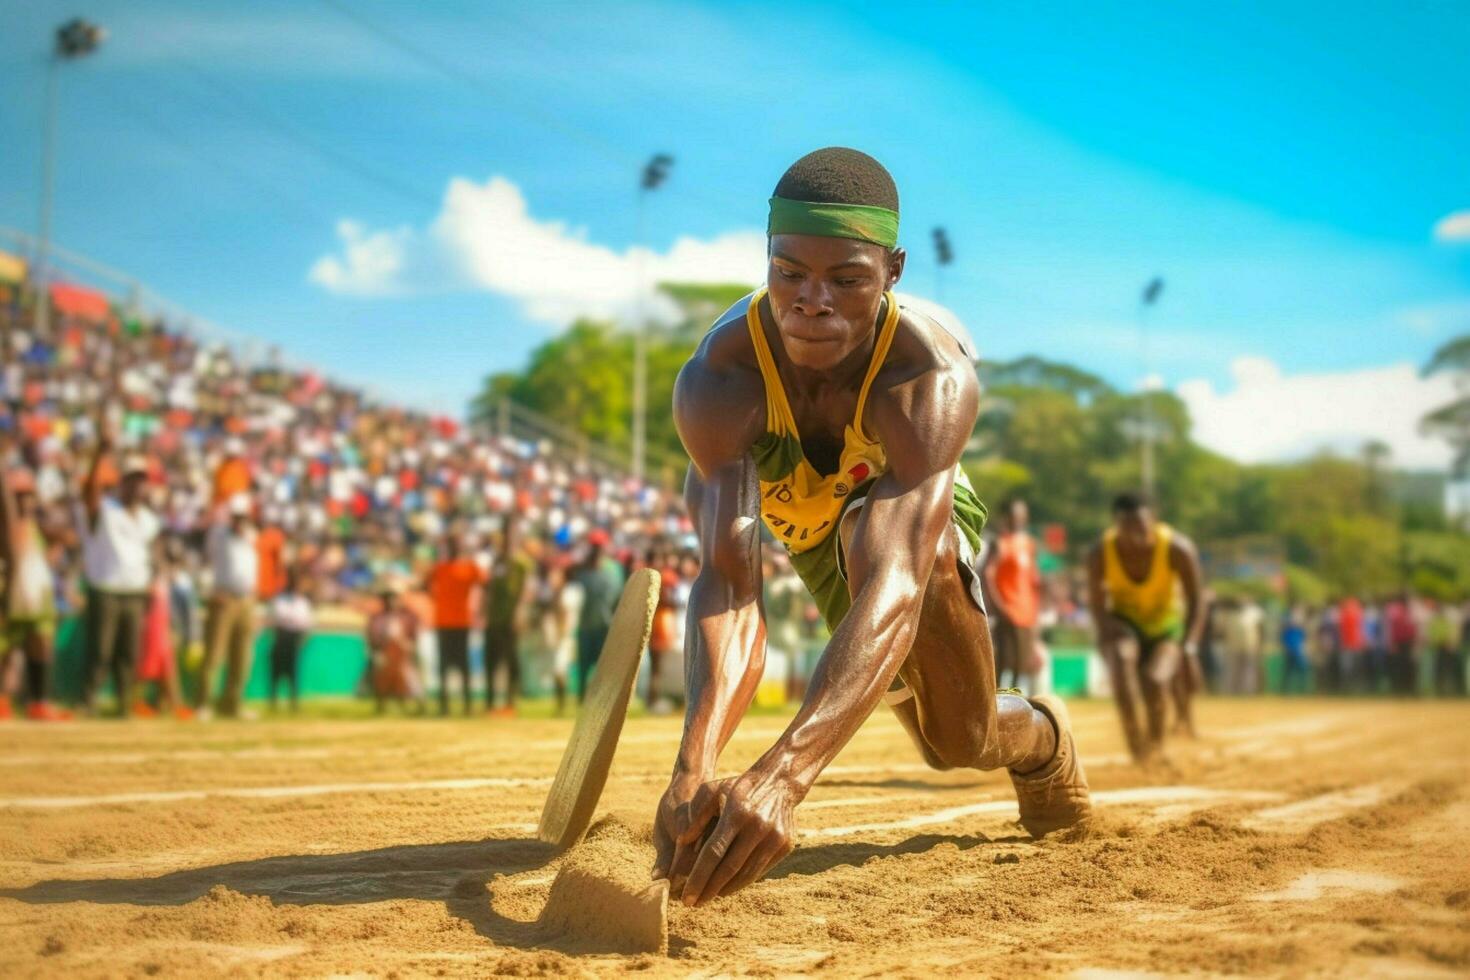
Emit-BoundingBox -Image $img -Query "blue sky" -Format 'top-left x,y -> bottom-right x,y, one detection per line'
1,1 -> 1467,465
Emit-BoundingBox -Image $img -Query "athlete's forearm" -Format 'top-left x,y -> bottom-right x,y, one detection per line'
752,574 -> 923,797
674,571 -> 766,781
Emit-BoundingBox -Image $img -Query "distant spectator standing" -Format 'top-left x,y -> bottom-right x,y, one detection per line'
982,498 -> 1042,690
1428,600 -> 1463,697
1385,594 -> 1419,696
1213,595 -> 1266,695
0,453 -> 68,720
1280,606 -> 1310,695
427,534 -> 485,716
197,494 -> 259,719
484,520 -> 532,715
573,529 -> 624,702
545,563 -> 582,715
267,568 -> 314,713
81,436 -> 159,717
1337,596 -> 1364,693
367,580 -> 424,714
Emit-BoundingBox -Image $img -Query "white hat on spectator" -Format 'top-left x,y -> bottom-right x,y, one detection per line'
228,493 -> 253,517
224,436 -> 245,456
121,454 -> 149,478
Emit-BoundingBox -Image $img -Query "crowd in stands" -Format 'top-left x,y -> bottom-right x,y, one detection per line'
1208,593 -> 1469,697
0,274 -> 709,719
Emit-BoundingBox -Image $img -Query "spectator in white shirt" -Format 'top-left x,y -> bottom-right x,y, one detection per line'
81,438 -> 159,717
196,494 -> 259,719
267,567 -> 314,713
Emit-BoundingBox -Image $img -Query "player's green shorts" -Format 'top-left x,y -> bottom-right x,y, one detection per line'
788,468 -> 988,632
1111,615 -> 1184,659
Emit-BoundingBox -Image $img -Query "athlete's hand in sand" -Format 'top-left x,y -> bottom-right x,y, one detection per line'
651,770 -> 706,892
658,768 -> 799,907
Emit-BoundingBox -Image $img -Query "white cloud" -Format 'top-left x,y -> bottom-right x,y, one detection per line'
1433,210 -> 1470,243
310,176 -> 765,325
308,221 -> 418,297
1177,357 -> 1459,470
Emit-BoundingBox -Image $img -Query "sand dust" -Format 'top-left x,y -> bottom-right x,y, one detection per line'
1,698 -> 1468,977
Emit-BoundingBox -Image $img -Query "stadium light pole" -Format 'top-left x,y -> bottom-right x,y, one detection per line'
632,153 -> 673,482
1138,276 -> 1165,498
35,18 -> 106,338
931,227 -> 953,304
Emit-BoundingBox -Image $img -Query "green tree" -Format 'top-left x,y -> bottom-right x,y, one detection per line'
1421,334 -> 1470,476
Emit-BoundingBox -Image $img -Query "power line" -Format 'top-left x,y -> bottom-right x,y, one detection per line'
317,0 -> 635,166
169,58 -> 441,213
96,84 -> 339,229
315,0 -> 733,217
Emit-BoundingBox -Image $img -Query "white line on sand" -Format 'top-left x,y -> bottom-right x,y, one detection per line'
0,763 -> 956,810
0,776 -> 556,809
1239,782 -> 1402,832
1252,869 -> 1403,902
808,786 -> 1285,838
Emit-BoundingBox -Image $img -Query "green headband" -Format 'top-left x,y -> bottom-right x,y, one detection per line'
767,196 -> 899,248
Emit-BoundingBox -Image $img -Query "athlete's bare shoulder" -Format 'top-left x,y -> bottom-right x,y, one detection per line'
863,298 -> 980,480
674,294 -> 767,475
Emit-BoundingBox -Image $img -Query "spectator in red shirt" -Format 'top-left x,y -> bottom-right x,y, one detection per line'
427,534 -> 486,715
1385,594 -> 1419,696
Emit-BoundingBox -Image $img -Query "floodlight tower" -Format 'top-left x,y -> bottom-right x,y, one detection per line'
1138,276 -> 1165,498
35,17 -> 106,336
631,153 -> 673,482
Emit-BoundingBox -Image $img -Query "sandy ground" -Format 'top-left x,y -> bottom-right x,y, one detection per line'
1,697 -> 1468,978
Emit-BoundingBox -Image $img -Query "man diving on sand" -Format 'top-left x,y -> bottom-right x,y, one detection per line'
651,147 -> 1093,907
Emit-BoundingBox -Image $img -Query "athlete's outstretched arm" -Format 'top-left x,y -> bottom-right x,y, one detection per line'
652,356 -> 767,889
676,362 -> 976,906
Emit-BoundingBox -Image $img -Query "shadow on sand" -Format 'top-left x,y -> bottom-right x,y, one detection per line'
1,831 -> 1005,953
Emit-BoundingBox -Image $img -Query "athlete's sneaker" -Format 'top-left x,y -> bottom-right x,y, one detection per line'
0,695 -> 12,721
1009,694 -> 1093,838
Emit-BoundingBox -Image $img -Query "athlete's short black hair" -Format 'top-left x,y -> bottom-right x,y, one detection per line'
1112,491 -> 1152,514
773,147 -> 899,212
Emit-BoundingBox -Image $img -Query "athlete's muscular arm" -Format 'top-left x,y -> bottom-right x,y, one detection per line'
651,350 -> 768,889
1085,545 -> 1118,643
1169,534 -> 1206,651
676,360 -> 976,907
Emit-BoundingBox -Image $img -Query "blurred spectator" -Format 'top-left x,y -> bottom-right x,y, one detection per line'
544,562 -> 581,715
1280,605 -> 1310,695
1428,600 -> 1463,697
647,549 -> 680,711
197,494 -> 259,719
1385,594 -> 1419,696
1337,596 -> 1364,693
134,545 -> 187,718
1363,599 -> 1387,693
80,440 -> 158,717
485,520 -> 532,715
982,497 -> 1042,690
1310,604 -> 1340,694
1213,595 -> 1265,695
573,530 -> 624,702
427,534 -> 484,716
268,567 -> 314,713
0,453 -> 68,719
366,580 -> 424,714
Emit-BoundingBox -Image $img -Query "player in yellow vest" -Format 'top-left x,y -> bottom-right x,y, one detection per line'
651,148 -> 1092,906
1086,492 -> 1206,764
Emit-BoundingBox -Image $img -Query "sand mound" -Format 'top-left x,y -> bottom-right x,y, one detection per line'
536,817 -> 668,955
